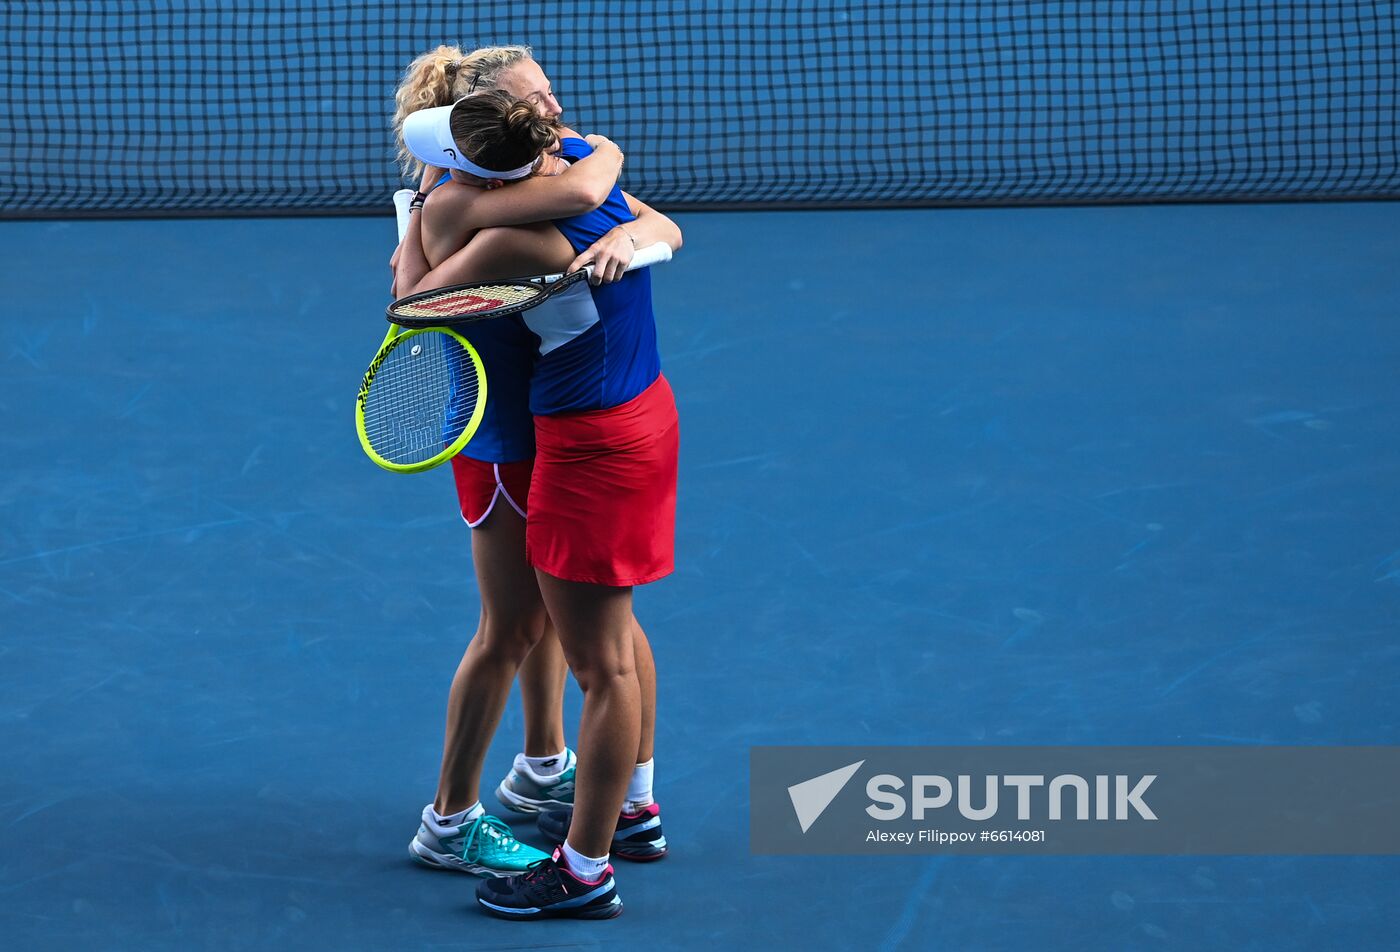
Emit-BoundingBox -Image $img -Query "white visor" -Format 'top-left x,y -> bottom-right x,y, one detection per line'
402,103 -> 537,180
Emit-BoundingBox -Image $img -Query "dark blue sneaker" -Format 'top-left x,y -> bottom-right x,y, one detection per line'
537,803 -> 668,861
476,848 -> 623,920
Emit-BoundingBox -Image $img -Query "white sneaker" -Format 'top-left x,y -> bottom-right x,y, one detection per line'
494,750 -> 578,814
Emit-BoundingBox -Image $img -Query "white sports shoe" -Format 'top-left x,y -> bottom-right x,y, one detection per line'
494,750 -> 578,814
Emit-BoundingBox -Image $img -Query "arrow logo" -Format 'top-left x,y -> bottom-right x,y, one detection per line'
787,760 -> 865,833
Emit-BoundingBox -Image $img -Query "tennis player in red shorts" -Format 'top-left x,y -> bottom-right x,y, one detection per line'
450,457 -> 533,528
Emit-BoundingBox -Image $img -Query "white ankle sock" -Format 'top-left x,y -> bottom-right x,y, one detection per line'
523,749 -> 570,777
561,841 -> 609,882
432,801 -> 484,827
625,759 -> 655,811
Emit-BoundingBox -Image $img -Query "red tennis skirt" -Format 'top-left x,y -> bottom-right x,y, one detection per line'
527,375 -> 679,586
450,456 -> 533,527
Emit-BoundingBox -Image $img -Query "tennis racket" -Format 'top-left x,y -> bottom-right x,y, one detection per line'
386,241 -> 673,329
355,189 -> 489,473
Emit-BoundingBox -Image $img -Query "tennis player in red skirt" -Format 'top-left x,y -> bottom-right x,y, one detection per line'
391,45 -> 643,877
400,94 -> 682,920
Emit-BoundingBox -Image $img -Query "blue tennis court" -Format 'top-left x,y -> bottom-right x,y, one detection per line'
5,0 -> 1400,946
4,200 -> 1398,948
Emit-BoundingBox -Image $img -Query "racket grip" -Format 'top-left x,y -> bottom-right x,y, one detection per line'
394,188 -> 415,241
626,242 -> 673,272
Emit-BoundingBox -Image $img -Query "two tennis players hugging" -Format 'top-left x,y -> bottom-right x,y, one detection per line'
387,44 -> 683,921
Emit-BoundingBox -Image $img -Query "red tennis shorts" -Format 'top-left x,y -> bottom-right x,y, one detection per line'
450,455 -> 534,527
527,375 -> 679,586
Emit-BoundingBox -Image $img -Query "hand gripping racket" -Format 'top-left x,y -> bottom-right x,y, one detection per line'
355,189 -> 488,473
386,241 -> 673,329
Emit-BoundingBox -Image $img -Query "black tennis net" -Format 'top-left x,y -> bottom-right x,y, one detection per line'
2,1 -> 1396,217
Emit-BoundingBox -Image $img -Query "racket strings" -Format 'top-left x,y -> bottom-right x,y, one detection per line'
361,332 -> 481,465
390,282 -> 541,319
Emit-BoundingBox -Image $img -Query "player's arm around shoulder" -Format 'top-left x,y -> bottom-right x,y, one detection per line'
567,192 -> 683,284
462,135 -> 625,229
623,192 -> 683,253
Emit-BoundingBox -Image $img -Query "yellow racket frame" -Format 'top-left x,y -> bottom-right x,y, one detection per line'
355,322 -> 488,474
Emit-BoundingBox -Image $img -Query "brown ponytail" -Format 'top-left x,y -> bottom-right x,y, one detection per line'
449,90 -> 562,176
503,98 -> 560,156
